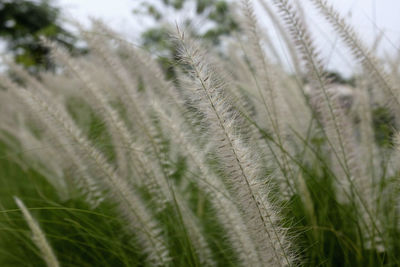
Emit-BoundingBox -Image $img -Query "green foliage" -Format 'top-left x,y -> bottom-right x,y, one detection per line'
136,0 -> 238,43
137,0 -> 238,80
0,148 -> 143,266
0,0 -> 80,72
372,106 -> 396,147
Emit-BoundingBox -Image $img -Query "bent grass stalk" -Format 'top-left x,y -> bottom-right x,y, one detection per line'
14,197 -> 60,267
175,26 -> 294,266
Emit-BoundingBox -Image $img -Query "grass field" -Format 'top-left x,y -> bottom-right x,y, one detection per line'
0,0 -> 400,266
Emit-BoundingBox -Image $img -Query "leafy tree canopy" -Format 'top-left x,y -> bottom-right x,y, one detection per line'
134,0 -> 238,79
136,0 -> 238,45
0,0 -> 79,71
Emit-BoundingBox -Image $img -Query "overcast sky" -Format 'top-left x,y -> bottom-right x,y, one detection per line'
55,0 -> 400,76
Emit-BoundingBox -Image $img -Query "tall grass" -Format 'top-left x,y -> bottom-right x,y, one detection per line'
0,0 -> 399,266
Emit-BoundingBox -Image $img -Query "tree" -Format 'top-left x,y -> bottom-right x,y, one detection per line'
134,0 -> 238,79
136,0 -> 238,44
0,0 -> 79,72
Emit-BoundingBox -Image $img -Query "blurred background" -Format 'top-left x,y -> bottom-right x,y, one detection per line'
1,0 -> 399,76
